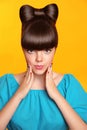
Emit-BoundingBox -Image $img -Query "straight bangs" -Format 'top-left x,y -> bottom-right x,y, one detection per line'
21,18 -> 58,50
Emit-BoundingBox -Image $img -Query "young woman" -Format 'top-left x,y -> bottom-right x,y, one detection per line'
0,3 -> 87,130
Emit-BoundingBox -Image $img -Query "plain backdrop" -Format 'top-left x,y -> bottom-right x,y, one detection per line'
0,0 -> 87,91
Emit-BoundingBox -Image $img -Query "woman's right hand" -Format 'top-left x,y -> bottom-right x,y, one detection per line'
15,66 -> 34,100
0,67 -> 34,130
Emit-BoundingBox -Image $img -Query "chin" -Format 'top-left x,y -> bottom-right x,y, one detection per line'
33,69 -> 47,75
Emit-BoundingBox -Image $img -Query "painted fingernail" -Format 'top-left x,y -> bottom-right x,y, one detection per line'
27,64 -> 30,68
48,70 -> 49,73
30,72 -> 32,75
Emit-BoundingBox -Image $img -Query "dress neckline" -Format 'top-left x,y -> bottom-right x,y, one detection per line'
8,73 -> 66,91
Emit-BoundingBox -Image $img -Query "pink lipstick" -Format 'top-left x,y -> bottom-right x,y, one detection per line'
35,65 -> 43,70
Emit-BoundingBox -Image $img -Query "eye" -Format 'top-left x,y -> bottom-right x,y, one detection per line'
27,49 -> 34,54
44,49 -> 52,54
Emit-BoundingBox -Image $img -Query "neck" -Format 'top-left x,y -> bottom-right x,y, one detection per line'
31,73 -> 46,90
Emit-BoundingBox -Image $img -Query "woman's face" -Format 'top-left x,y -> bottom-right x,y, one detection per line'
23,47 -> 56,75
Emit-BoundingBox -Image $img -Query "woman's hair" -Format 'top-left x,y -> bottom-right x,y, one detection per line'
19,3 -> 59,50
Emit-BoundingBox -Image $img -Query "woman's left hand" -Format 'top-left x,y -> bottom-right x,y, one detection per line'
46,65 -> 58,99
46,66 -> 87,130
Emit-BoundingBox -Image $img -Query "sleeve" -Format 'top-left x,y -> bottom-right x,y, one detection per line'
66,74 -> 87,123
0,74 -> 9,110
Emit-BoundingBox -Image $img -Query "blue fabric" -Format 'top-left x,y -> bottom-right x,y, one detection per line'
0,74 -> 87,130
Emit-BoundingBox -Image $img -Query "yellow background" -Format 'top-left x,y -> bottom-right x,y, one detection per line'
0,0 -> 87,91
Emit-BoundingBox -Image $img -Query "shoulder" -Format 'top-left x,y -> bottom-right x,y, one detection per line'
0,73 -> 13,93
53,72 -> 82,88
0,73 -> 16,85
0,73 -> 10,84
53,72 -> 64,86
53,72 -> 72,84
14,72 -> 26,85
0,73 -> 22,89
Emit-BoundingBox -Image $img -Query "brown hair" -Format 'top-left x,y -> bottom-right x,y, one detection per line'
19,3 -> 59,50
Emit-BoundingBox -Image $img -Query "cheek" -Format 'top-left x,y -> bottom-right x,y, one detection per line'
27,58 -> 34,64
25,55 -> 34,65
45,55 -> 54,66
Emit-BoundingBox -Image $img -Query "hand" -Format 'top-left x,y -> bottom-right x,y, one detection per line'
46,65 -> 58,99
16,66 -> 34,100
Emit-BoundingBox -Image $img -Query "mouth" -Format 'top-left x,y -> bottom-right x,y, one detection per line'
34,65 -> 44,70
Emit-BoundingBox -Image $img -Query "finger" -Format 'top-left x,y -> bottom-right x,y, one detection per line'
29,65 -> 32,73
46,66 -> 53,80
48,65 -> 52,74
24,68 -> 30,80
46,67 -> 50,80
29,72 -> 34,87
26,66 -> 33,83
24,66 -> 32,83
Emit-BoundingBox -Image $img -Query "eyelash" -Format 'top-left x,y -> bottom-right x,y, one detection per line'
44,49 -> 52,53
26,49 -> 52,54
27,50 -> 34,54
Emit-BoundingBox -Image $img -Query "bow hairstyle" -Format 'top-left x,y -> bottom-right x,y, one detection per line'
19,3 -> 59,24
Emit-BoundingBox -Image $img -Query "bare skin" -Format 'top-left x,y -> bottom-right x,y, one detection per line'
0,48 -> 87,130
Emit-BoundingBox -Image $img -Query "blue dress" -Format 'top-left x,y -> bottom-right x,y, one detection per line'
0,74 -> 87,130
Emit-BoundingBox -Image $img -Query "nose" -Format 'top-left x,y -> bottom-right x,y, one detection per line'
36,51 -> 43,62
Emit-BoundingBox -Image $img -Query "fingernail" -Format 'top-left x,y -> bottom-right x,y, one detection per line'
29,65 -> 32,71
30,72 -> 32,75
27,64 -> 30,68
48,70 -> 49,73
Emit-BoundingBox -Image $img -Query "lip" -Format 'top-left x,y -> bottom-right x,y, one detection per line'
34,65 -> 44,70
